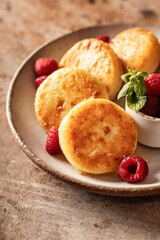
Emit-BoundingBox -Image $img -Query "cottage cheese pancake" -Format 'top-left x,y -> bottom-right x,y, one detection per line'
59,39 -> 123,100
110,27 -> 160,73
59,99 -> 138,174
35,67 -> 108,131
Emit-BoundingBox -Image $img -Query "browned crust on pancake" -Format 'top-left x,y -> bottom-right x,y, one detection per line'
59,39 -> 123,100
59,99 -> 138,174
110,27 -> 160,73
35,67 -> 108,131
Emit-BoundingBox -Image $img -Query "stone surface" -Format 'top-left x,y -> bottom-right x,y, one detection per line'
0,0 -> 160,239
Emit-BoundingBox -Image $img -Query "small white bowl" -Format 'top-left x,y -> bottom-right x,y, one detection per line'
125,103 -> 160,148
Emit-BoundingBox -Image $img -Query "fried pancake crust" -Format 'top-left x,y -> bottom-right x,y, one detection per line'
35,67 -> 108,131
110,27 -> 160,73
59,99 -> 138,174
59,39 -> 123,100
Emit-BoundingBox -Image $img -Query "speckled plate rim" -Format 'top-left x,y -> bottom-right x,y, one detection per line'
6,24 -> 160,197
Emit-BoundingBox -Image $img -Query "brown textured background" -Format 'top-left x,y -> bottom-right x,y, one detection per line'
1,0 -> 160,239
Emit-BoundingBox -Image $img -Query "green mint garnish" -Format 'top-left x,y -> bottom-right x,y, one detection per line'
117,66 -> 148,111
127,93 -> 147,111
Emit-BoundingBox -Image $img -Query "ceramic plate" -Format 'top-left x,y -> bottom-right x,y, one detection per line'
6,24 -> 160,197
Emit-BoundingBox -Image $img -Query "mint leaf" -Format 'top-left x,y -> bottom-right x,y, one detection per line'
121,73 -> 131,83
117,82 -> 134,100
132,70 -> 140,75
134,77 -> 146,96
117,66 -> 148,111
137,71 -> 148,78
127,94 -> 147,111
130,75 -> 137,84
127,66 -> 133,73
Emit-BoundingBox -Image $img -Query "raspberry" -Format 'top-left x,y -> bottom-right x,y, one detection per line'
144,74 -> 160,97
96,34 -> 110,43
118,156 -> 149,183
35,58 -> 58,76
35,75 -> 48,89
45,127 -> 61,155
140,95 -> 159,117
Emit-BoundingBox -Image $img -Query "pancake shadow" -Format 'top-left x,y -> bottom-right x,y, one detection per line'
52,152 -> 67,162
52,151 -> 160,185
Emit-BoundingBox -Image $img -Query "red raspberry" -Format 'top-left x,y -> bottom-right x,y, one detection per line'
118,156 -> 149,183
140,95 -> 159,117
96,34 -> 110,43
35,58 -> 58,76
45,127 -> 61,155
35,75 -> 48,89
144,74 -> 160,97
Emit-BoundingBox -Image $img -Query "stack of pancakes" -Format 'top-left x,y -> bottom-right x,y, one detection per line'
35,27 -> 160,174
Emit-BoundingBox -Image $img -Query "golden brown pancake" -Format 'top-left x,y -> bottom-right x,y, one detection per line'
110,27 -> 160,73
59,38 -> 123,100
35,67 -> 108,131
155,64 -> 160,73
59,99 -> 138,174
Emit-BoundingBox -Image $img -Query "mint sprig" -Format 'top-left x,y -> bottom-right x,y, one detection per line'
117,66 -> 148,111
